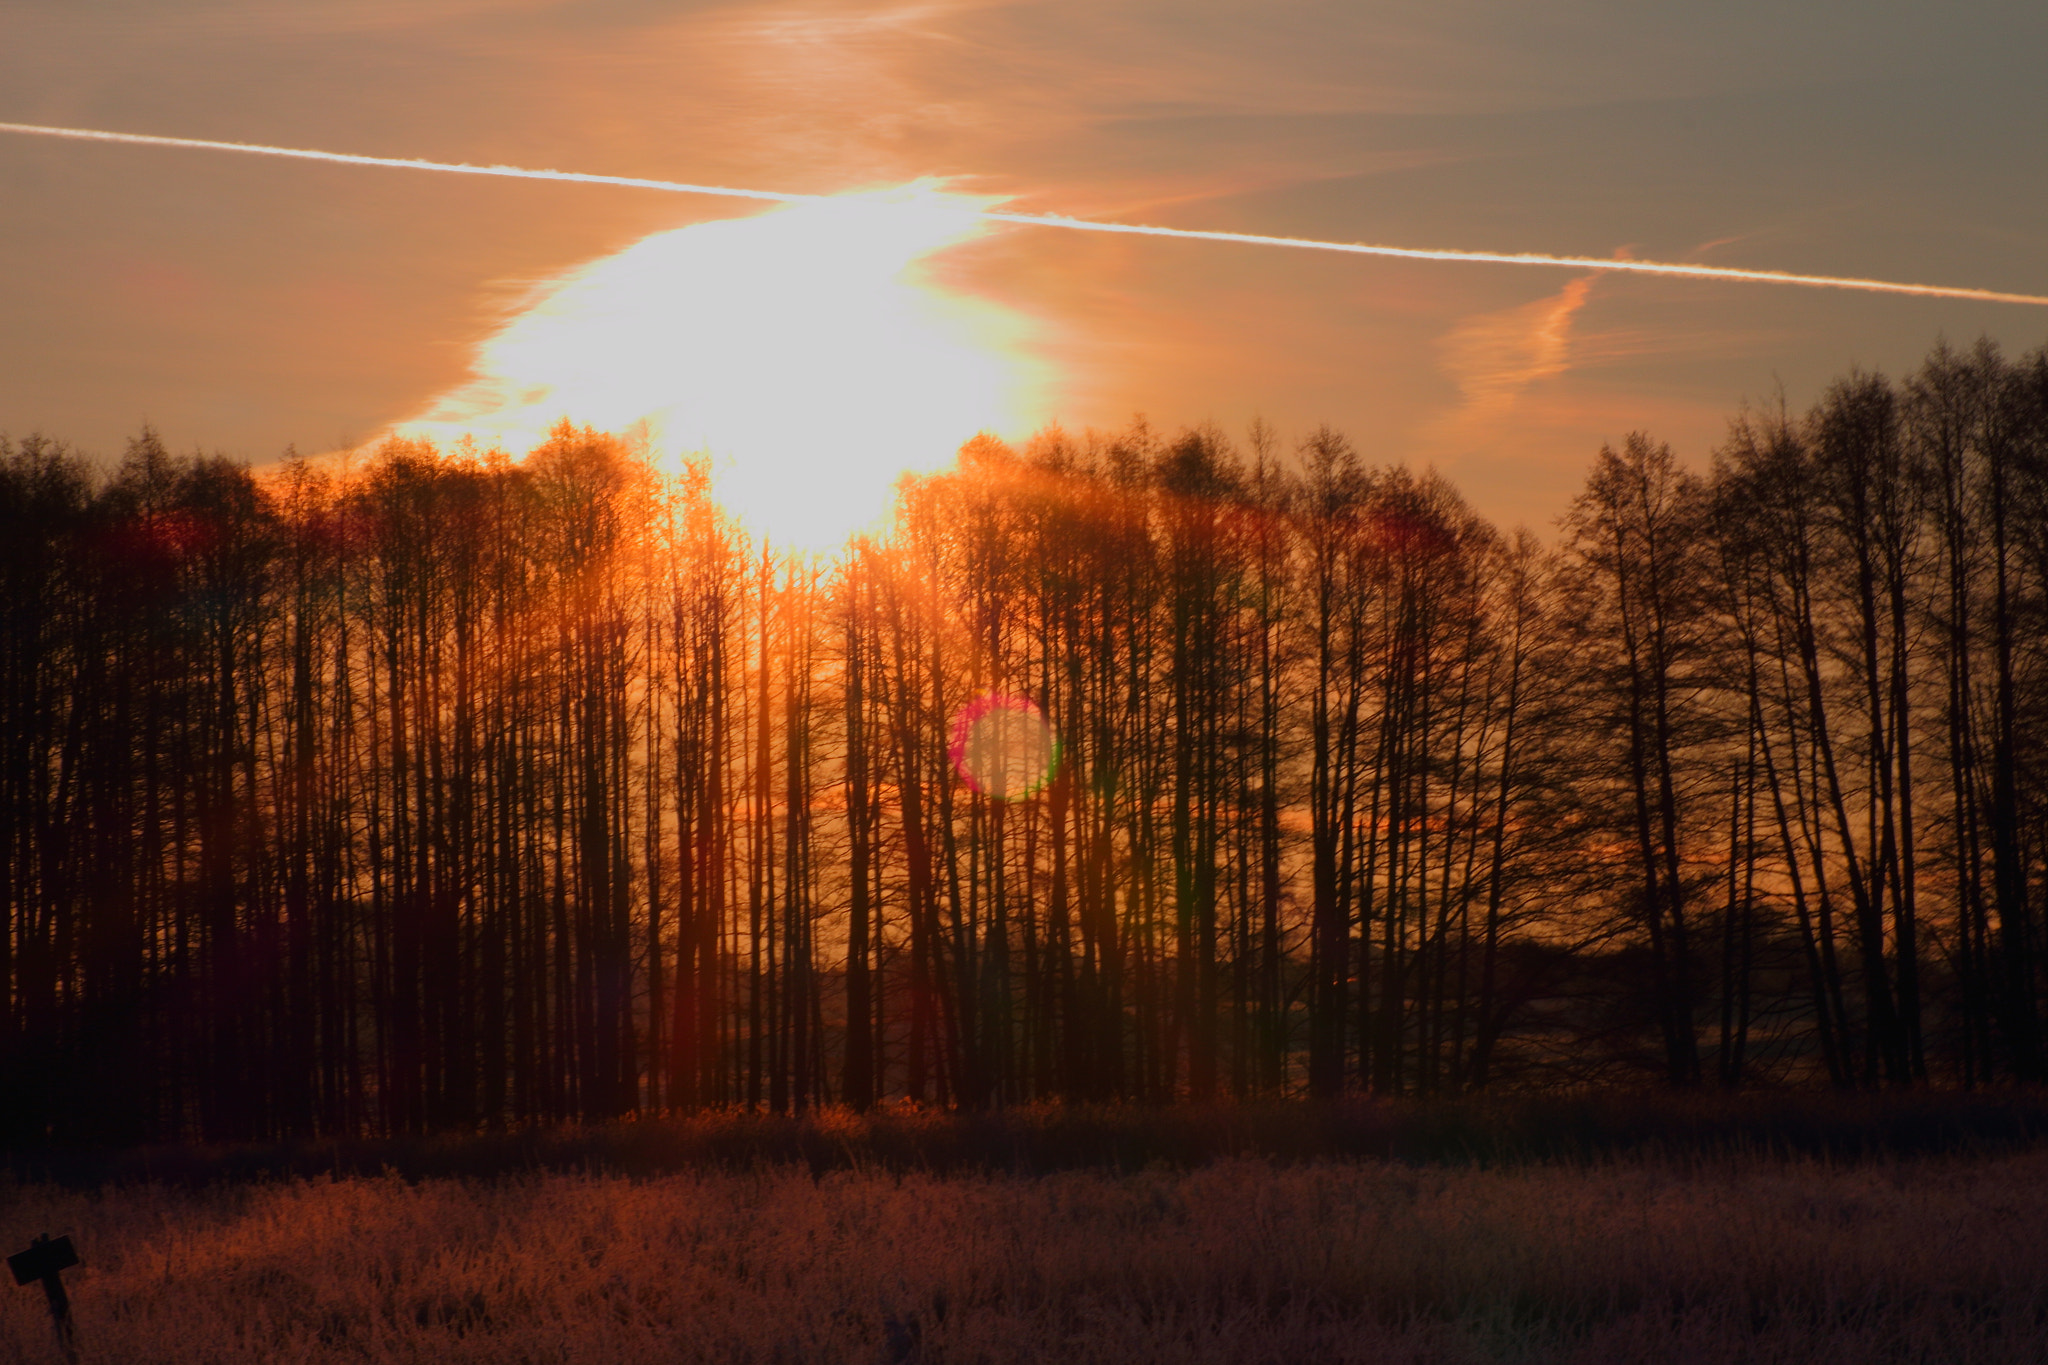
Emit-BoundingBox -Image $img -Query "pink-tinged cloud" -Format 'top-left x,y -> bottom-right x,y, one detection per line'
1436,274 -> 1596,423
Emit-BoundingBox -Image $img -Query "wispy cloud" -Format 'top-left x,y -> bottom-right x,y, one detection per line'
1436,273 -> 1595,423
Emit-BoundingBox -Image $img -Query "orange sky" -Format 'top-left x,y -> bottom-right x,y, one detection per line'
2,0 -> 2044,539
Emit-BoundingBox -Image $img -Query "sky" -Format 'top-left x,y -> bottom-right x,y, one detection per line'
2,0 -> 2044,543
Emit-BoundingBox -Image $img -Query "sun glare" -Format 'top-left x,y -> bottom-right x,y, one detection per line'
395,183 -> 1044,552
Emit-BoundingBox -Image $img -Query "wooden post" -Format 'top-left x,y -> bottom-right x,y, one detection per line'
8,1233 -> 79,1362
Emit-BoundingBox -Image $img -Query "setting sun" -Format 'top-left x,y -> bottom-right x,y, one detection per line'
396,183 -> 1046,550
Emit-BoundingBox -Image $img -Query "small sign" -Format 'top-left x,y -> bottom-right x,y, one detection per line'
10,1234 -> 79,1362
9,1234 -> 78,1286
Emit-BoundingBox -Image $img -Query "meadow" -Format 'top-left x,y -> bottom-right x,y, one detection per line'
6,1099 -> 2048,1364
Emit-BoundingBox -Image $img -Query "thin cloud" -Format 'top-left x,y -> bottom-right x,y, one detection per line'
1437,274 -> 1596,421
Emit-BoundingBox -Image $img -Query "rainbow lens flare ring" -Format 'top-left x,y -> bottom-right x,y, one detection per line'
949,694 -> 1060,799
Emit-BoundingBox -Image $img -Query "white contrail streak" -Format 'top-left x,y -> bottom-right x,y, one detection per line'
5,120 -> 2045,309
0,121 -> 822,204
981,212 -> 2048,309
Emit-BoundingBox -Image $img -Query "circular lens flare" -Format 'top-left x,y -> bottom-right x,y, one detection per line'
949,694 -> 1060,799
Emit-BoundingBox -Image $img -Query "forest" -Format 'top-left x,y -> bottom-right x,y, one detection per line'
3,335 -> 2046,1145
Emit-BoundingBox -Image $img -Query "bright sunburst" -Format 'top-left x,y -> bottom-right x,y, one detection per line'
396,183 -> 1044,551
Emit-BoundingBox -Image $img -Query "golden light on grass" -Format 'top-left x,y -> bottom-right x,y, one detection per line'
396,183 -> 1045,553
9,1151 -> 2048,1362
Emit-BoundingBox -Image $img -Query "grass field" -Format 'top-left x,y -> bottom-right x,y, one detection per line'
5,1115 -> 2047,1363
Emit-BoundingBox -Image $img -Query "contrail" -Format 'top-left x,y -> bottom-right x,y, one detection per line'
0,121 -> 823,204
980,212 -> 2048,309
6,120 -> 2045,309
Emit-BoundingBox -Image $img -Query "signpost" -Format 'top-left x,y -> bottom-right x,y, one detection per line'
9,1234 -> 79,1362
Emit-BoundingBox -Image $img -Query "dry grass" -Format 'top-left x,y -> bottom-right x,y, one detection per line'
4,1149 -> 2047,1364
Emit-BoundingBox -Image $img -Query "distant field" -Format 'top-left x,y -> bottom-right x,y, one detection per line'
15,1090 -> 2048,1187
5,1144 -> 2047,1363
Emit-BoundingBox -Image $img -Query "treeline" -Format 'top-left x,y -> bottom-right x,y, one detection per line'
2,336 -> 2045,1144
